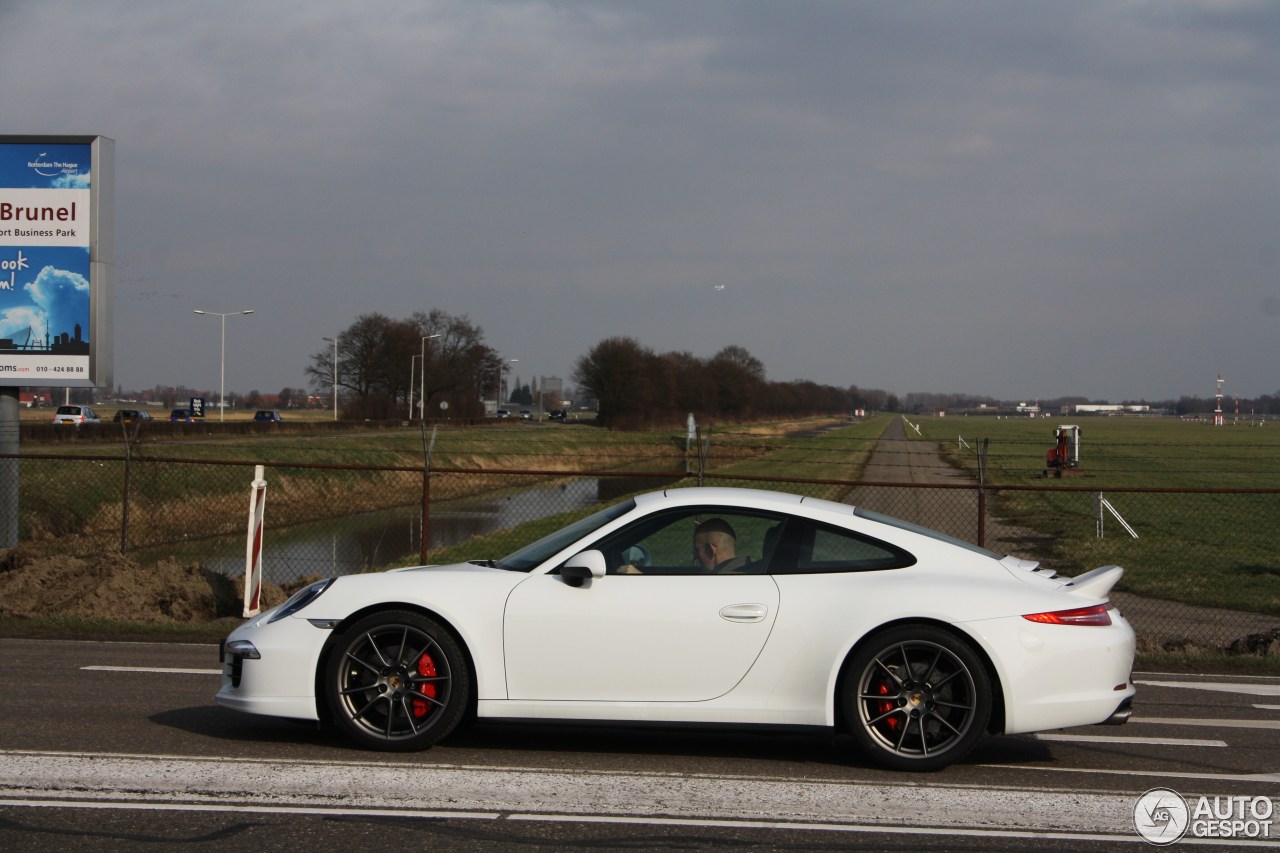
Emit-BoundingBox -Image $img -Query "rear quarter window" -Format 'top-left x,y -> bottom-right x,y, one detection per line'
771,519 -> 916,574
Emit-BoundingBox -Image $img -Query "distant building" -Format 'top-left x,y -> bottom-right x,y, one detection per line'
1074,404 -> 1150,415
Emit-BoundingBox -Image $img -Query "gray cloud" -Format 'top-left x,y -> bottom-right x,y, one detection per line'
3,0 -> 1276,401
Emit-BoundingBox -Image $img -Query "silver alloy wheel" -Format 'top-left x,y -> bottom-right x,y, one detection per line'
327,611 -> 468,750
844,626 -> 990,771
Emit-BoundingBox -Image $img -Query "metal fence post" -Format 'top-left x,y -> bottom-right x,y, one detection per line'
976,438 -> 988,548
121,439 -> 131,553
420,467 -> 430,564
420,424 -> 437,564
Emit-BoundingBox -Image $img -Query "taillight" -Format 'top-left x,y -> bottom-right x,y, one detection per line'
1022,603 -> 1113,626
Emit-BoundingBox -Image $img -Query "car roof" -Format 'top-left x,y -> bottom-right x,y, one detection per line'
636,486 -> 855,518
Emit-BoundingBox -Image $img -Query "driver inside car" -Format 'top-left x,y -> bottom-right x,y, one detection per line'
691,518 -> 751,572
617,517 -> 751,574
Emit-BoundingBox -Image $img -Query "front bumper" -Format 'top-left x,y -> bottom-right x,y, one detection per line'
215,615 -> 331,721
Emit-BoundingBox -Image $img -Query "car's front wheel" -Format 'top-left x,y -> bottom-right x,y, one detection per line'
842,625 -> 991,771
324,610 -> 470,751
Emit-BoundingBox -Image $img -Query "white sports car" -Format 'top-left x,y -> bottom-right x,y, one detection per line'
217,487 -> 1135,771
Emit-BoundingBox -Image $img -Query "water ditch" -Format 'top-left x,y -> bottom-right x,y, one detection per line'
140,475 -> 680,584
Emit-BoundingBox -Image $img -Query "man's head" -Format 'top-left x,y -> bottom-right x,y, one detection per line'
693,518 -> 737,570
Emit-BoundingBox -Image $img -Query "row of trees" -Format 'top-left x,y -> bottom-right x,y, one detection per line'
572,337 -> 889,428
298,321 -> 891,427
305,310 -> 505,420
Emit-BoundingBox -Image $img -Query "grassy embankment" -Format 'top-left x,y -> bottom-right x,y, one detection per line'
16,415 -> 860,559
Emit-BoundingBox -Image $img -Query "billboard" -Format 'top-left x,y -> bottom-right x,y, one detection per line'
0,136 -> 113,389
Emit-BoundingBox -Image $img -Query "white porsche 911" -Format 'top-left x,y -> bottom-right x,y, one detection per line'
216,487 -> 1135,771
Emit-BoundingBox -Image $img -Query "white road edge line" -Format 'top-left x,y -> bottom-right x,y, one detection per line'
4,797 -> 1267,847
1135,680 -> 1280,697
1035,733 -> 1226,747
1135,717 -> 1280,730
980,764 -> 1280,784
6,750 -> 1277,837
80,666 -> 221,675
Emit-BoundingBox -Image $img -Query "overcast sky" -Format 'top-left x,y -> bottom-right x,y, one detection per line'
4,0 -> 1276,403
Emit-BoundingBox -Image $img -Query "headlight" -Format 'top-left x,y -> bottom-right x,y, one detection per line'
267,578 -> 335,624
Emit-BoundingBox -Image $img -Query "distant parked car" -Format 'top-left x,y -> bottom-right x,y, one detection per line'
254,410 -> 284,423
112,409 -> 153,423
518,409 -> 533,420
52,405 -> 100,425
169,408 -> 195,423
495,409 -> 511,419
548,408 -> 567,422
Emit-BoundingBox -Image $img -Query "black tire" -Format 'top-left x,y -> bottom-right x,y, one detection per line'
324,610 -> 470,751
842,625 -> 991,771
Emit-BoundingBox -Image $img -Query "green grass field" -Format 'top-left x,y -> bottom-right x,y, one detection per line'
909,415 -> 1280,619
913,414 -> 1280,489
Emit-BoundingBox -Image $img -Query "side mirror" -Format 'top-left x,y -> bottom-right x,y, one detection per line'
562,550 -> 607,587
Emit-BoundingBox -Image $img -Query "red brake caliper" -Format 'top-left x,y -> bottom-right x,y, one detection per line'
412,652 -> 438,718
877,681 -> 900,731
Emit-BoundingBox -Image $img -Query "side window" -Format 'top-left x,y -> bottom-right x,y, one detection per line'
592,507 -> 783,575
772,519 -> 915,574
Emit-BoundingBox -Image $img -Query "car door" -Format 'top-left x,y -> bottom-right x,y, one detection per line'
503,571 -> 779,702
502,505 -> 785,702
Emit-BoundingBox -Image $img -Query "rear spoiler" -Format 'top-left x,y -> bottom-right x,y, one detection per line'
1065,565 -> 1124,599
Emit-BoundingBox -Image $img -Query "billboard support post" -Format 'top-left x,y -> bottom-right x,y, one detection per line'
0,387 -> 16,549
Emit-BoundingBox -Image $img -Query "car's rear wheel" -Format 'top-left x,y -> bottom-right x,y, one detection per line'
325,610 -> 469,751
842,625 -> 991,771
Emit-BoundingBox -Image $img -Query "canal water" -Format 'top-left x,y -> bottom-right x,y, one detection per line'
152,475 -> 676,585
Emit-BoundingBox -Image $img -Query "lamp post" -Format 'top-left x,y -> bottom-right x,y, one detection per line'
489,357 -> 516,414
507,358 -> 519,411
322,335 -> 339,421
193,309 -> 254,422
419,334 -> 441,420
409,354 -> 421,419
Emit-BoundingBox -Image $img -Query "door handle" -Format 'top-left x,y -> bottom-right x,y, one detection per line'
719,603 -> 769,622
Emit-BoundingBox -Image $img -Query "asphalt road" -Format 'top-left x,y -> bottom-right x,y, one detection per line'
0,637 -> 1276,850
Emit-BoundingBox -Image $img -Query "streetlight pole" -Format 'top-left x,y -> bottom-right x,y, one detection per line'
193,309 -> 254,422
323,335 -> 339,421
409,354 -> 421,419
507,358 -> 519,412
419,334 -> 441,420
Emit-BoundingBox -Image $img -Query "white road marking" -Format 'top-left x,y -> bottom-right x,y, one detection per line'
6,749 -> 1272,840
1036,733 -> 1227,747
1136,680 -> 1280,697
1136,671 -> 1280,680
3,797 -> 1265,846
1135,717 -> 1280,730
80,666 -> 221,675
1257,705 -> 1280,711
980,764 -> 1280,785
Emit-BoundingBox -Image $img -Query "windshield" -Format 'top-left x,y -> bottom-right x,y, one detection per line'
854,507 -> 1002,560
496,499 -> 636,571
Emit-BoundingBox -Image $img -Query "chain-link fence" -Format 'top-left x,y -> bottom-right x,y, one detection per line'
12,453 -> 1279,653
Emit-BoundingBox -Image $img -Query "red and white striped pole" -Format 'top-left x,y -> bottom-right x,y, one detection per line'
243,464 -> 267,617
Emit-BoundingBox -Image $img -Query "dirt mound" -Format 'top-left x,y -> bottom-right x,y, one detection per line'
0,548 -> 288,624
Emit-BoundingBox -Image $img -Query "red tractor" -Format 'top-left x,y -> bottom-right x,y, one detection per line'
1044,424 -> 1082,477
